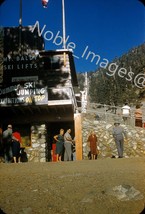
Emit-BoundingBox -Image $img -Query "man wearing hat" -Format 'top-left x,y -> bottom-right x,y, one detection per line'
2,125 -> 18,163
112,121 -> 127,158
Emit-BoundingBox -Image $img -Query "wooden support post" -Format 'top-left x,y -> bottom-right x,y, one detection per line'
74,113 -> 83,160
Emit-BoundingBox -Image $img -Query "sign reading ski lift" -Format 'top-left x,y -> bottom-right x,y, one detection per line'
3,51 -> 70,84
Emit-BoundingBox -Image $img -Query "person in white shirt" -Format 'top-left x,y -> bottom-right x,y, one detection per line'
122,103 -> 131,125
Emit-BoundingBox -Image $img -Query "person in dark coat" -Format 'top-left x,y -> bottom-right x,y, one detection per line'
2,125 -> 18,163
54,129 -> 64,162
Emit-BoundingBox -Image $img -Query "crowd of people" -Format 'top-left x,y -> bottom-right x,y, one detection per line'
0,125 -> 76,163
53,128 -> 76,162
87,121 -> 127,160
53,121 -> 128,162
0,103 -> 143,163
0,124 -> 27,163
122,103 -> 143,127
87,102 -> 144,160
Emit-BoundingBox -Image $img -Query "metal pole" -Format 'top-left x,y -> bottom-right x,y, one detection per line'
19,0 -> 22,26
62,0 -> 66,49
62,0 -> 66,66
19,0 -> 22,55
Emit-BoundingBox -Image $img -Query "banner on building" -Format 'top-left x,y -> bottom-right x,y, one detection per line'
0,82 -> 48,106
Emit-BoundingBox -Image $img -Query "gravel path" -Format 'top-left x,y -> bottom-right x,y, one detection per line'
0,157 -> 145,214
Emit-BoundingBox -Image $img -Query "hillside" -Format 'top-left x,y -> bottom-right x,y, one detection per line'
77,43 -> 145,106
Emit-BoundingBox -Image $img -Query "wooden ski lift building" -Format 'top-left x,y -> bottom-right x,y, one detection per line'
0,26 -> 82,162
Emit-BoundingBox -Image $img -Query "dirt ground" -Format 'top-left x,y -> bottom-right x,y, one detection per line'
0,157 -> 145,214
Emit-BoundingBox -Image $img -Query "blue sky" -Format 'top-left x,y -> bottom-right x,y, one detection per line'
0,0 -> 145,72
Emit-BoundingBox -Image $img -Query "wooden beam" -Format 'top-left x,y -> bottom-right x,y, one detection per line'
48,100 -> 72,106
74,113 -> 83,160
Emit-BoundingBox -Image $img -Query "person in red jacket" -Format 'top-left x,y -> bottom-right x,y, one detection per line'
12,130 -> 22,163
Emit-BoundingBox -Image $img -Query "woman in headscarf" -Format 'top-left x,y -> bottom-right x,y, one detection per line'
87,130 -> 98,160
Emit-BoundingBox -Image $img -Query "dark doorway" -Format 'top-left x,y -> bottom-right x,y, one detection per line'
46,121 -> 75,162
